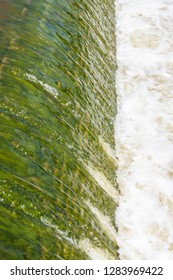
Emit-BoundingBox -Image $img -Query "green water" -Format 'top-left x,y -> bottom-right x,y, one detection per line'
0,0 -> 118,259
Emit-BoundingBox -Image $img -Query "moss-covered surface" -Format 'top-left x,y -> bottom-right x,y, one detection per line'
0,0 -> 117,259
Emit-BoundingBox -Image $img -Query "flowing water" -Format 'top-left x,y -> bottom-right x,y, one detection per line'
116,0 -> 173,259
0,0 -> 118,259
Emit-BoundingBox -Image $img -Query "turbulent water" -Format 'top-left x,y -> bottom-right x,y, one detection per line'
0,0 -> 118,259
116,0 -> 173,259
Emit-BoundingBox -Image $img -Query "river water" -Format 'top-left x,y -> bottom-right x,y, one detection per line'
116,0 -> 173,259
0,0 -> 118,259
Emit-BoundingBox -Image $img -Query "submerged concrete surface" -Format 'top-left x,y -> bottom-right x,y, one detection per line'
0,0 -> 117,259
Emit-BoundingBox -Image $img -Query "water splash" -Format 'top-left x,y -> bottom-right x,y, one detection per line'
115,0 -> 173,259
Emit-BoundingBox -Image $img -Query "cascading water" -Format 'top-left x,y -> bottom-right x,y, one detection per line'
115,0 -> 173,259
0,0 -> 118,259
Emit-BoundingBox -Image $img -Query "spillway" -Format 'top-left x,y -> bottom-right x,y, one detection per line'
0,0 -> 117,259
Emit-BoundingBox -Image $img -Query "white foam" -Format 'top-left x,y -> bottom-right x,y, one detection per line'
85,199 -> 117,243
115,0 -> 173,259
78,238 -> 115,260
98,136 -> 117,165
41,217 -> 78,248
25,73 -> 58,97
84,162 -> 119,202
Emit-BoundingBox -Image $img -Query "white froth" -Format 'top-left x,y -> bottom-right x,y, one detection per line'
84,162 -> 119,202
78,239 -> 115,260
98,136 -> 117,165
85,200 -> 117,243
115,0 -> 173,259
40,217 -> 78,248
25,73 -> 58,97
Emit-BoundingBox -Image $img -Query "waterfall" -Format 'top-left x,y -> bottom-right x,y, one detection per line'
115,0 -> 173,259
0,0 -> 118,259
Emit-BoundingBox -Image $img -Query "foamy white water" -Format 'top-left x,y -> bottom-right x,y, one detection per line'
115,0 -> 173,259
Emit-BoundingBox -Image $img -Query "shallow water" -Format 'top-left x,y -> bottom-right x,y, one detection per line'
0,0 -> 118,259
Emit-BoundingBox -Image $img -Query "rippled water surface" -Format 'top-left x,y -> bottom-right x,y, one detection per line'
0,0 -> 117,259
